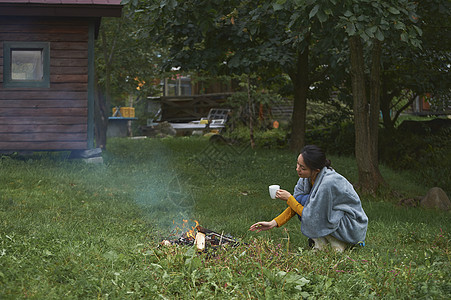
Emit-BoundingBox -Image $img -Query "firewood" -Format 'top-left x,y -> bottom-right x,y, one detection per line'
161,240 -> 172,246
194,232 -> 206,251
197,226 -> 238,244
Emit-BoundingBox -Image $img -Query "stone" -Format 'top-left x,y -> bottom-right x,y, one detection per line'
69,148 -> 102,159
81,156 -> 104,164
420,187 -> 451,211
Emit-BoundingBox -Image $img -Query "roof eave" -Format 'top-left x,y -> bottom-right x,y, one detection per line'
0,3 -> 122,18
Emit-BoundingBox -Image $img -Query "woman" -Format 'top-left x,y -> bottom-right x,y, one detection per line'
249,145 -> 368,252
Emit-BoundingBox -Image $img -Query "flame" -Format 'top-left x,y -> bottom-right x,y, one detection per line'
186,220 -> 199,239
172,219 -> 200,240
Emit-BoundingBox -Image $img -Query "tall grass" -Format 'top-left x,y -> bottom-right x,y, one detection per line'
0,137 -> 449,299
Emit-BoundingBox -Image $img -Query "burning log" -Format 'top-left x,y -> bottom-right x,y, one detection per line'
161,240 -> 172,246
194,232 -> 206,251
196,226 -> 239,245
160,223 -> 240,251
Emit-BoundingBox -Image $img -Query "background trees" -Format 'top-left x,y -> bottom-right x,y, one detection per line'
104,0 -> 449,194
131,0 -> 338,153
94,4 -> 166,148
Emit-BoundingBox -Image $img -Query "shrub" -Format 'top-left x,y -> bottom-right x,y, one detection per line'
305,121 -> 355,156
379,121 -> 451,195
224,125 -> 289,149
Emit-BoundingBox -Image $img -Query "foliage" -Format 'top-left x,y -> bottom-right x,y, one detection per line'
224,74 -> 283,129
378,0 -> 451,128
305,121 -> 356,156
224,125 -> 289,149
125,0 -> 351,151
306,100 -> 353,130
0,138 -> 450,298
379,119 -> 451,195
95,5 -> 167,106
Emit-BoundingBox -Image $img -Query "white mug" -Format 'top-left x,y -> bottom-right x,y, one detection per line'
268,185 -> 280,199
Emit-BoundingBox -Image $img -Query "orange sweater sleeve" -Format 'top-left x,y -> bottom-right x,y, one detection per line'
273,196 -> 305,227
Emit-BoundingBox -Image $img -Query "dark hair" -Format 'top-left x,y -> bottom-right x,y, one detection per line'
300,145 -> 332,170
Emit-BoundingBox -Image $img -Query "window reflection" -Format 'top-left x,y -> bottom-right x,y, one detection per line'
11,50 -> 44,81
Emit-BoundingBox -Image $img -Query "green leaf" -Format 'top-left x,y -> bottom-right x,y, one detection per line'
366,26 -> 377,37
394,21 -> 406,30
317,10 -> 328,23
375,28 -> 384,41
273,3 -> 283,11
343,10 -> 353,17
400,32 -> 409,42
361,32 -> 370,42
388,7 -> 400,14
345,23 -> 356,36
309,5 -> 319,19
413,25 -> 423,36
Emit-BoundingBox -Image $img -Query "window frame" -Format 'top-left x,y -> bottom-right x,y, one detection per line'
163,76 -> 192,96
3,42 -> 50,88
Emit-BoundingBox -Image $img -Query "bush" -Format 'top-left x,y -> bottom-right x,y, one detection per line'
379,123 -> 451,195
305,122 -> 355,156
224,125 -> 289,149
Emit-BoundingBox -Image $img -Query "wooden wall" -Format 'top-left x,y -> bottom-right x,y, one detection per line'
0,17 -> 90,151
158,94 -> 231,122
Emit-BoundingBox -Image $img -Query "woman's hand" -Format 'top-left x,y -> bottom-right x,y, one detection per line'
276,189 -> 292,201
249,220 -> 278,232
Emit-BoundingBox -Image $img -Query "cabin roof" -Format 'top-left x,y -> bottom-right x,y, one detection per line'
0,0 -> 123,17
0,0 -> 122,5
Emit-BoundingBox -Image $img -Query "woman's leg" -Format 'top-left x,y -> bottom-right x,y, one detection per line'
325,235 -> 348,252
312,237 -> 328,250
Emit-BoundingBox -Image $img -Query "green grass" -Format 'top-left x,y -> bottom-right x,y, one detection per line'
0,137 -> 450,299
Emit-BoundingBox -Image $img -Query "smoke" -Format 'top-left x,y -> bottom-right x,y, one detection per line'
129,144 -> 197,235
124,138 -> 249,237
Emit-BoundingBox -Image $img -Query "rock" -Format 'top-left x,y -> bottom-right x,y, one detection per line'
69,148 -> 102,159
81,156 -> 104,164
420,187 -> 451,211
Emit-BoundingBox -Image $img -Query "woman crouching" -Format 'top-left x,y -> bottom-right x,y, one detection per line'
249,145 -> 368,252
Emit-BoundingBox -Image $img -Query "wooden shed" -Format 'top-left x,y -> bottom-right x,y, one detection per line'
0,0 -> 122,152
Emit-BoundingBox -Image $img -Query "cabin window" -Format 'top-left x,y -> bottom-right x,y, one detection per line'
3,42 -> 50,88
164,76 -> 192,96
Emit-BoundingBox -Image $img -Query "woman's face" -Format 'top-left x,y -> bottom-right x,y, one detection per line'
296,154 -> 317,179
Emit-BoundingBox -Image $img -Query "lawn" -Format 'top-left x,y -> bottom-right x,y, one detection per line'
1,137 -> 450,299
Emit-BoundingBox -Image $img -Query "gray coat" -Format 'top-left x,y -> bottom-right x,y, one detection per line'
293,167 -> 368,244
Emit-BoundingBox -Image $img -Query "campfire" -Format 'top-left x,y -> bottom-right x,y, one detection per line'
161,221 -> 240,252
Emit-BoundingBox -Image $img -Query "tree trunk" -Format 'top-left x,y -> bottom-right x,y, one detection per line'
349,36 -> 385,193
369,39 -> 382,165
94,21 -> 121,149
288,47 -> 309,153
247,76 -> 255,148
380,86 -> 395,131
94,83 -> 108,149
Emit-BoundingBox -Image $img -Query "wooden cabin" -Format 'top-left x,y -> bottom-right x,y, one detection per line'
149,75 -> 236,122
0,0 -> 122,152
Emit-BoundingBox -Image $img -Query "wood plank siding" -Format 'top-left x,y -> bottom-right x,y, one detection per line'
0,17 -> 90,151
